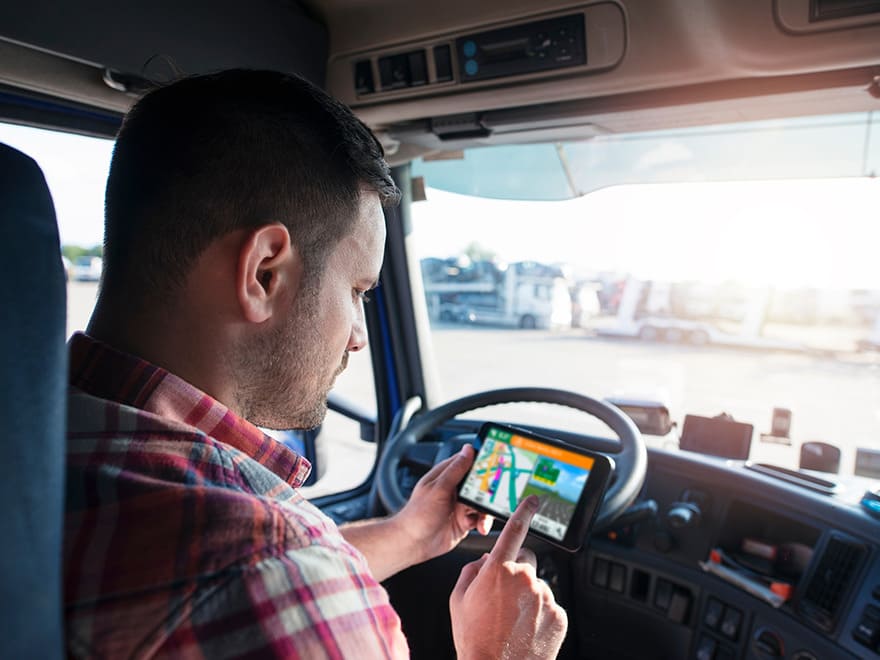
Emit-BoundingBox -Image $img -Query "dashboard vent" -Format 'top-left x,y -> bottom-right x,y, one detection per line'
799,534 -> 867,631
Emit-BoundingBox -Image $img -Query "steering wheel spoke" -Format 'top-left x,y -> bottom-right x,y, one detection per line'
400,441 -> 441,471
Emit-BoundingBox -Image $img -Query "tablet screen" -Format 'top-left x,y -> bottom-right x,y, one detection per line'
458,424 -> 596,541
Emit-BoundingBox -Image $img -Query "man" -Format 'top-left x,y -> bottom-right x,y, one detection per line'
65,69 -> 567,658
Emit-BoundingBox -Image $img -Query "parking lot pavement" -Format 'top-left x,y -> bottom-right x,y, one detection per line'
427,326 -> 880,475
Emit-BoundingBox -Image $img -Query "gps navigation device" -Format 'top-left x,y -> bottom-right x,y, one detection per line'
458,422 -> 614,552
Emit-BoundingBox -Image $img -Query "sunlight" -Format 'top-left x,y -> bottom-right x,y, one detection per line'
414,178 -> 880,290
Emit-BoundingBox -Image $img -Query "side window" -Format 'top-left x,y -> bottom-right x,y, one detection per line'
0,123 -> 111,337
1,122 -> 377,498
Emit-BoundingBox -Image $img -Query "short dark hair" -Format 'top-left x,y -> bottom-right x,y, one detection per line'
102,69 -> 399,303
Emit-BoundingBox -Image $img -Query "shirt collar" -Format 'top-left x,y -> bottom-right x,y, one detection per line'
68,332 -> 312,487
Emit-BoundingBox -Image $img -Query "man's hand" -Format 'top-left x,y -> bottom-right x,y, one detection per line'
340,444 -> 492,581
392,444 -> 493,564
449,495 -> 568,660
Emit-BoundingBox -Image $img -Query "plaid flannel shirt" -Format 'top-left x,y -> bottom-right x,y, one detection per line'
64,332 -> 408,659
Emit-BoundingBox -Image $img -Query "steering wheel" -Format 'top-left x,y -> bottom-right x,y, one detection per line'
376,387 -> 647,533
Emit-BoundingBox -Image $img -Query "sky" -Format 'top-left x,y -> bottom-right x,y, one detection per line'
3,119 -> 878,291
410,180 -> 880,290
0,122 -> 111,247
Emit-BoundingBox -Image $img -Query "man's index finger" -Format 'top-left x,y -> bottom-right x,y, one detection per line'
489,494 -> 539,563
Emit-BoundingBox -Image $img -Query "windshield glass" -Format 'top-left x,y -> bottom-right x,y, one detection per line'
410,110 -> 880,481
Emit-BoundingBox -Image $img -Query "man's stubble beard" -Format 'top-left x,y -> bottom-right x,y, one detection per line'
233,278 -> 346,431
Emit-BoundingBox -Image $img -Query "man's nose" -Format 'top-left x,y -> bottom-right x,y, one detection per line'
347,313 -> 368,353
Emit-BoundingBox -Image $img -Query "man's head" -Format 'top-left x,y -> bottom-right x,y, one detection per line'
97,69 -> 399,428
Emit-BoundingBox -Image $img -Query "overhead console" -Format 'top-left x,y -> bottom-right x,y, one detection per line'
327,3 -> 625,109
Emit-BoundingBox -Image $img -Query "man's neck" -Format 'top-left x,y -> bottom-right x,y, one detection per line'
87,294 -> 238,414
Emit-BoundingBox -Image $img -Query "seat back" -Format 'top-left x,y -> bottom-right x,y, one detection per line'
0,143 -> 66,657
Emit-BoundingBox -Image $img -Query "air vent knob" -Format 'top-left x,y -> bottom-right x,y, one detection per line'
753,627 -> 784,658
667,502 -> 701,529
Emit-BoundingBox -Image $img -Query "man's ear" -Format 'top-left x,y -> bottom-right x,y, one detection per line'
236,223 -> 302,323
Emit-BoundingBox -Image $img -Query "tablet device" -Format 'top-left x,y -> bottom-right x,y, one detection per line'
458,422 -> 614,552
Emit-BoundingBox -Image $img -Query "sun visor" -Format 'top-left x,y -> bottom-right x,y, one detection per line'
411,111 -> 880,201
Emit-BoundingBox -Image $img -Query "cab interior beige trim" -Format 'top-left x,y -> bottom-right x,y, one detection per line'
0,38 -> 132,113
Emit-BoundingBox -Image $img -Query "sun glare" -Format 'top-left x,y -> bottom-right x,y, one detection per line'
415,178 -> 879,291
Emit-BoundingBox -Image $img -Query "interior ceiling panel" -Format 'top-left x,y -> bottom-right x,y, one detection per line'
0,0 -> 329,86
315,0 -> 880,132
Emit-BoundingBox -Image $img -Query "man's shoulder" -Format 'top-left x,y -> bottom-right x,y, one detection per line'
65,386 -> 347,595
65,387 -> 383,657
67,385 -> 205,440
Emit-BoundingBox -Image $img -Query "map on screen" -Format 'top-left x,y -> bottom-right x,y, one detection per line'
458,425 -> 595,541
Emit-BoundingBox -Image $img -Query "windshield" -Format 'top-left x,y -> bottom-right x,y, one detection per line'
410,110 -> 880,481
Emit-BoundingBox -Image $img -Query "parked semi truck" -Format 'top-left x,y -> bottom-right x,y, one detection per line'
421,258 -> 572,329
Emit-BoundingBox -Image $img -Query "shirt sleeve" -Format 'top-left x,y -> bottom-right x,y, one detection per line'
154,542 -> 410,659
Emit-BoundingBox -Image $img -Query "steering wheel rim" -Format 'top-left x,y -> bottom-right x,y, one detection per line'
376,387 -> 647,532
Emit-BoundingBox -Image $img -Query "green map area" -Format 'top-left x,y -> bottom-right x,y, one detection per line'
533,457 -> 560,485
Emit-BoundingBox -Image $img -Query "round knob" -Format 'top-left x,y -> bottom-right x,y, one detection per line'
753,627 -> 784,658
666,502 -> 701,529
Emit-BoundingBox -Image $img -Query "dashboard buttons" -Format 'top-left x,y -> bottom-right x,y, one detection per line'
592,557 -> 609,588
378,57 -> 394,89
655,579 -> 673,611
389,54 -> 411,88
720,606 -> 743,641
704,597 -> 724,630
609,562 -> 626,593
852,604 -> 880,649
667,587 -> 692,624
695,635 -> 717,660
454,13 -> 585,83
591,557 -> 630,594
696,635 -> 735,660
408,51 -> 427,86
353,60 -> 374,95
433,45 -> 453,82
377,50 -> 430,90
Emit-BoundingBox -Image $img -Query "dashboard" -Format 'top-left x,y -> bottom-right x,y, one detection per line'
356,421 -> 880,660
577,448 -> 880,659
